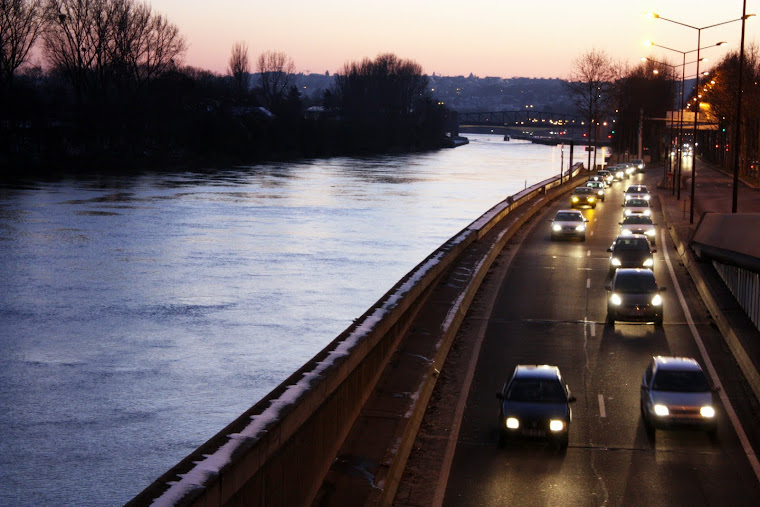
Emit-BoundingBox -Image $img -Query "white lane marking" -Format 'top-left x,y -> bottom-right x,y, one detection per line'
661,228 -> 760,482
598,394 -> 606,418
586,278 -> 591,289
590,322 -> 595,338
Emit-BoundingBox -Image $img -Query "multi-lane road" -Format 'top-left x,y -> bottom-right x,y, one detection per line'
437,169 -> 760,505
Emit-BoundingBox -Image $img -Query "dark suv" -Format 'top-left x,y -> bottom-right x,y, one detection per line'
605,268 -> 665,325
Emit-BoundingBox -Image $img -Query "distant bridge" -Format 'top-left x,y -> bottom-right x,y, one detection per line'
456,110 -> 586,128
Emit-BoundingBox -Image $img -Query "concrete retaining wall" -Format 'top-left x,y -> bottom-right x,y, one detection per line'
128,163 -> 585,507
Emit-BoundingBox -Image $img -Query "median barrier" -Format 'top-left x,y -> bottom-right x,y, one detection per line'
129,163 -> 584,506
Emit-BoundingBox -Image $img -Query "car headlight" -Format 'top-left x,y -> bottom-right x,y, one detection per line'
643,258 -> 654,267
638,164 -> 643,169
654,404 -> 669,416
611,257 -> 621,266
621,229 -> 632,236
700,406 -> 716,418
506,417 -> 520,429
552,224 -> 561,232
572,196 -> 579,202
610,293 -> 622,305
597,190 -> 604,196
645,229 -> 655,236
651,294 -> 663,306
643,195 -> 651,200
575,224 -> 586,232
643,209 -> 651,216
549,420 -> 565,432
588,197 -> 595,203
625,210 -> 632,216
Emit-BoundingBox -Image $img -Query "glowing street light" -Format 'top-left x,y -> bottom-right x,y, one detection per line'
649,11 -> 754,222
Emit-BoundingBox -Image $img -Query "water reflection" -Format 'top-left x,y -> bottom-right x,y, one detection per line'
0,134 -> 562,505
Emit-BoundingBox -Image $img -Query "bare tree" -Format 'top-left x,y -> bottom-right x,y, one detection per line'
228,40 -> 249,96
257,49 -> 295,110
0,0 -> 46,86
565,49 -> 619,168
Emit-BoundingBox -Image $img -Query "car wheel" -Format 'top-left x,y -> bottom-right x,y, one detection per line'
497,430 -> 507,448
707,426 -> 719,442
654,315 -> 663,327
580,235 -> 586,242
557,435 -> 569,452
606,312 -> 615,325
551,233 -> 556,241
592,204 -> 596,209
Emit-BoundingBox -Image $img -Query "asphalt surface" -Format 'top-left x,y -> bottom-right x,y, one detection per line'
396,160 -> 760,506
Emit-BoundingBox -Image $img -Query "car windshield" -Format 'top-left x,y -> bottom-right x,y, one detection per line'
626,186 -> 647,194
623,216 -> 653,225
614,238 -> 649,250
625,199 -> 649,207
506,379 -> 566,402
574,188 -> 593,194
614,273 -> 657,292
652,370 -> 710,392
555,212 -> 582,221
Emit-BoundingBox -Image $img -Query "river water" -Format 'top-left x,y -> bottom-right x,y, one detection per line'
0,134 -> 568,505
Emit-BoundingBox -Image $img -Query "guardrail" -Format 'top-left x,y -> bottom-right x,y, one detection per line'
129,163 -> 586,507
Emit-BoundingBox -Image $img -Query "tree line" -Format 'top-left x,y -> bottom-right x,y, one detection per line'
566,46 -> 760,184
0,0 -> 452,177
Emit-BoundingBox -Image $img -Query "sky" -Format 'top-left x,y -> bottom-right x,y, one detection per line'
150,0 -> 760,79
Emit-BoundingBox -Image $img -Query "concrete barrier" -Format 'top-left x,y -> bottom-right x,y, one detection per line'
128,163 -> 585,507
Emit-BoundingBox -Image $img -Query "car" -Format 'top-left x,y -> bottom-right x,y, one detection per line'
624,184 -> 650,201
586,180 -> 606,201
640,356 -> 717,435
624,163 -> 637,178
622,198 -> 651,217
609,165 -> 626,181
631,158 -> 646,173
596,169 -> 614,186
550,209 -> 588,241
606,268 -> 664,325
496,365 -> 576,449
607,234 -> 656,274
619,215 -> 657,245
570,186 -> 597,208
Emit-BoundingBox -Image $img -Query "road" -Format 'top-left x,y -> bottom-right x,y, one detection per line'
399,169 -> 760,505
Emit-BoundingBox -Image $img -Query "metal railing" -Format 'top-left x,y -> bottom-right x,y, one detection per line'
713,260 -> 760,331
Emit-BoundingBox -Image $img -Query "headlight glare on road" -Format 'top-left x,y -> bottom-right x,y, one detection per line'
651,294 -> 663,306
611,257 -> 621,267
654,404 -> 669,416
506,417 -> 520,429
643,258 -> 654,267
552,224 -> 561,232
610,293 -> 622,306
700,406 -> 716,418
549,420 -> 565,432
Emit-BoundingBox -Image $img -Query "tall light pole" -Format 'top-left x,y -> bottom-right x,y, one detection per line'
645,42 -> 725,200
649,12 -> 751,223
733,2 -> 754,212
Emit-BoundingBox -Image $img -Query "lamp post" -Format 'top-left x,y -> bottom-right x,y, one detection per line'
650,12 -> 751,223
733,1 -> 754,212
644,43 -> 723,201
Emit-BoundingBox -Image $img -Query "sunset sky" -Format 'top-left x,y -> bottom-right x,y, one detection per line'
151,0 -> 759,79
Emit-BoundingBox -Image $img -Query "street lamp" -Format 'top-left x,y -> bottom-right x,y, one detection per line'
643,42 -> 725,200
650,12 -> 753,223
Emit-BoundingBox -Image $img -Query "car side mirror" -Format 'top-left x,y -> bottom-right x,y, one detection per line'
605,283 -> 612,291
606,247 -> 612,252
618,222 -> 623,225
568,395 -> 577,403
711,385 -> 722,393
652,247 -> 657,253
496,392 -> 504,399
659,286 -> 667,292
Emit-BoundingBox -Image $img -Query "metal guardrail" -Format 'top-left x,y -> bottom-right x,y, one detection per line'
713,261 -> 760,332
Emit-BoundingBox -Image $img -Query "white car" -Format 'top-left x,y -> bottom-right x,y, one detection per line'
622,198 -> 651,217
586,180 -> 606,201
551,209 -> 588,241
620,215 -> 657,245
624,184 -> 650,201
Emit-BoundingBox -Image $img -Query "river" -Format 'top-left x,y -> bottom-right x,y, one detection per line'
0,134 -> 572,505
